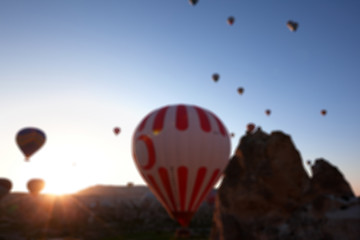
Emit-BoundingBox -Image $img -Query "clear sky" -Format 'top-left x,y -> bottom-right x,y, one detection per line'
1,0 -> 359,195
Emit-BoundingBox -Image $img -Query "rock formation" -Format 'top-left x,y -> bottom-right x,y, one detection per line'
211,128 -> 359,240
310,158 -> 355,199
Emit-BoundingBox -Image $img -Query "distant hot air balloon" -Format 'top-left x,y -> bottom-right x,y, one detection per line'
205,189 -> 217,206
287,20 -> 298,32
237,87 -> 244,95
265,109 -> 271,116
189,0 -> 198,6
321,109 -> 327,116
212,73 -> 220,82
247,123 -> 255,133
114,127 -> 121,135
27,178 -> 45,196
230,132 -> 235,138
132,104 -> 231,227
227,16 -> 235,25
16,127 -> 46,161
0,178 -> 12,199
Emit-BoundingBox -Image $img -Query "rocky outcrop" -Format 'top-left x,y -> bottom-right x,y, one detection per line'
211,128 -> 359,240
310,158 -> 355,200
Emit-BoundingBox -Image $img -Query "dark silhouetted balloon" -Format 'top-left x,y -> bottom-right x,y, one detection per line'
16,127 -> 46,161
321,110 -> 327,116
114,127 -> 121,135
247,123 -> 255,133
189,0 -> 198,6
287,20 -> 298,32
265,109 -> 271,116
227,16 -> 235,25
212,73 -> 219,82
230,132 -> 235,137
205,189 -> 217,206
0,178 -> 12,199
237,87 -> 244,95
27,178 -> 45,196
132,104 -> 231,227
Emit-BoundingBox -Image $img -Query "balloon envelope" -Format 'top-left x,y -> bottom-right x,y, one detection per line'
0,178 -> 12,198
227,16 -> 235,25
237,87 -> 244,95
114,127 -> 121,135
287,20 -> 298,32
247,123 -> 255,133
16,127 -> 46,161
132,104 -> 231,227
27,178 -> 45,196
265,109 -> 271,116
321,110 -> 327,116
212,73 -> 219,82
189,0 -> 198,6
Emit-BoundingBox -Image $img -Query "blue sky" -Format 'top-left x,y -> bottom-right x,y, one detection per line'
0,0 -> 359,195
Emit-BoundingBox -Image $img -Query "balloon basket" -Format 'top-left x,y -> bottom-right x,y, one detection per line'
175,227 -> 191,239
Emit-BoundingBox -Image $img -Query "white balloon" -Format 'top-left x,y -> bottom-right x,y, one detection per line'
132,104 -> 231,226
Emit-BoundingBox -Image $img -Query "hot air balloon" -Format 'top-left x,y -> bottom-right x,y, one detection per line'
247,123 -> 255,133
16,127 -> 46,161
321,109 -> 327,116
265,109 -> 271,116
237,87 -> 244,95
230,132 -> 235,138
189,0 -> 198,6
287,20 -> 298,32
212,73 -> 219,82
0,178 -> 12,199
205,189 -> 217,206
227,16 -> 235,25
27,178 -> 45,196
114,127 -> 121,135
132,104 -> 231,227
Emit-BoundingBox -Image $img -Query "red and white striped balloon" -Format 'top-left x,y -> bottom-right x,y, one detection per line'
132,104 -> 231,227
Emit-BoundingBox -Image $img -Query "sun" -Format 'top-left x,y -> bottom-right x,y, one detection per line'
38,160 -> 90,195
44,178 -> 78,195
25,131 -> 126,196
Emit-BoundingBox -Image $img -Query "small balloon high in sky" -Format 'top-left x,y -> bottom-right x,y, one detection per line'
212,73 -> 220,82
227,16 -> 235,25
113,127 -> 121,135
287,20 -> 298,32
189,0 -> 198,6
237,87 -> 244,95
